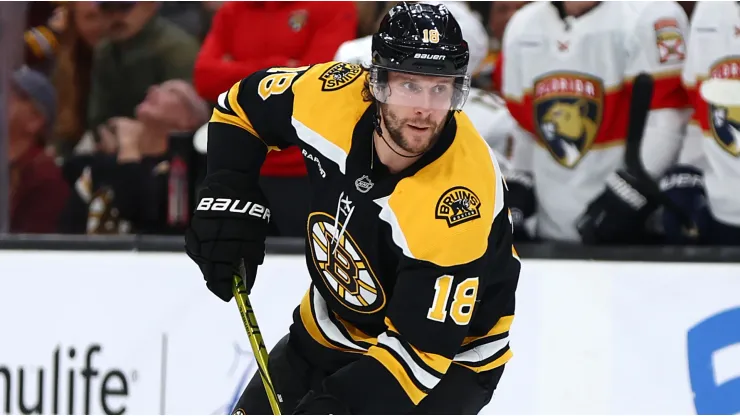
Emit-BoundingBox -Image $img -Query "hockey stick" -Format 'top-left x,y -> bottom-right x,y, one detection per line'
233,260 -> 282,415
624,72 -> 699,237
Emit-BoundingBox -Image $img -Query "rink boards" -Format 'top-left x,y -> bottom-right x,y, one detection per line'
0,251 -> 738,415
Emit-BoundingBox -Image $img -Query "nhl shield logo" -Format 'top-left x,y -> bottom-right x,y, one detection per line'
533,73 -> 604,168
708,59 -> 740,157
355,175 -> 374,193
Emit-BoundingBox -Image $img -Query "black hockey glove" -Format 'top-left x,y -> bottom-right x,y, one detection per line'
293,390 -> 349,415
577,169 -> 659,244
504,171 -> 537,241
185,171 -> 270,302
659,165 -> 707,244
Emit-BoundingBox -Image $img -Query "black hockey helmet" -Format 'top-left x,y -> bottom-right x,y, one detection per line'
369,2 -> 471,111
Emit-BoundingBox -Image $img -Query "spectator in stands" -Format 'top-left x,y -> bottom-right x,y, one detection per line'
158,1 -> 220,42
61,80 -> 210,235
194,1 -> 357,237
87,1 -> 199,139
476,1 -> 528,92
24,2 -> 66,75
8,67 -> 70,233
194,2 -> 357,100
51,1 -> 105,160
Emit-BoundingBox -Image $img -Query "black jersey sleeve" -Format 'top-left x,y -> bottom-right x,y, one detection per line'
206,65 -> 312,176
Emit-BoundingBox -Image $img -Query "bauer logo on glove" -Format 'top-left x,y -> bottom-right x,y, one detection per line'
196,197 -> 271,222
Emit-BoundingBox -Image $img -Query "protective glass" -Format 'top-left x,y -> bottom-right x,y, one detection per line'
369,67 -> 471,111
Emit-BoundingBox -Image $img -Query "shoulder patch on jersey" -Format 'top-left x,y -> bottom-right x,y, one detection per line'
319,62 -> 363,91
654,18 -> 685,64
291,63 -> 370,173
435,186 -> 482,227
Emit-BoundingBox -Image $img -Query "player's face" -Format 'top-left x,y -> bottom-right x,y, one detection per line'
380,72 -> 454,154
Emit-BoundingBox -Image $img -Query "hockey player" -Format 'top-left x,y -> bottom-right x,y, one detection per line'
334,1 -> 516,166
185,2 -> 520,415
502,1 -> 692,243
660,1 -> 740,245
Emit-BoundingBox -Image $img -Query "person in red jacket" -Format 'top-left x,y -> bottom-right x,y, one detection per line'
194,2 -> 357,237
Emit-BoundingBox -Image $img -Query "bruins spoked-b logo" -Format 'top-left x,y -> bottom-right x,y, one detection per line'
307,212 -> 385,314
319,62 -> 362,91
435,186 -> 482,227
708,59 -> 740,157
534,73 -> 604,168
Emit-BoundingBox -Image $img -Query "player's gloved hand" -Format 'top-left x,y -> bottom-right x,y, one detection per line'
577,169 -> 659,244
185,171 -> 270,302
293,390 -> 349,415
659,165 -> 707,244
504,171 -> 537,241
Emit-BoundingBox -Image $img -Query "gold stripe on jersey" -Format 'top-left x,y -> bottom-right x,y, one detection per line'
625,68 -> 682,83
462,315 -> 514,346
289,62 -> 369,168
367,345 -> 428,405
299,289 -> 341,351
335,315 -> 378,346
210,110 -> 258,137
372,319 -> 454,404
682,78 -> 699,89
298,289 -> 509,375
209,81 -> 279,152
455,348 -> 513,373
384,317 -> 450,375
227,81 -> 252,130
383,113 -> 499,267
453,315 -> 513,373
299,288 -> 365,354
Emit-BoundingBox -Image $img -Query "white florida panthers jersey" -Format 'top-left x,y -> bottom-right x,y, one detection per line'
680,1 -> 740,226
502,1 -> 691,241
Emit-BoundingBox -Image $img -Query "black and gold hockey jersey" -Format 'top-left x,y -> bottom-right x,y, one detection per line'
209,62 -> 521,413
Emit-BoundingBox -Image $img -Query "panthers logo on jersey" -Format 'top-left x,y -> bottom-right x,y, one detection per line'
708,59 -> 740,157
533,73 -> 604,168
307,212 -> 385,314
288,9 -> 308,32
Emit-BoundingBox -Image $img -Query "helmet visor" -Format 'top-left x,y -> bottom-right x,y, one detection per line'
370,67 -> 470,111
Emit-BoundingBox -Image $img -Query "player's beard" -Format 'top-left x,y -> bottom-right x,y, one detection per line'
379,103 -> 444,155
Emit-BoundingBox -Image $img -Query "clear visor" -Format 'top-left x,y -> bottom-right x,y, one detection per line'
369,67 -> 470,111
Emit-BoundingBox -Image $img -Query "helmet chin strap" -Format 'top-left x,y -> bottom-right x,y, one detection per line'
372,104 -> 426,161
